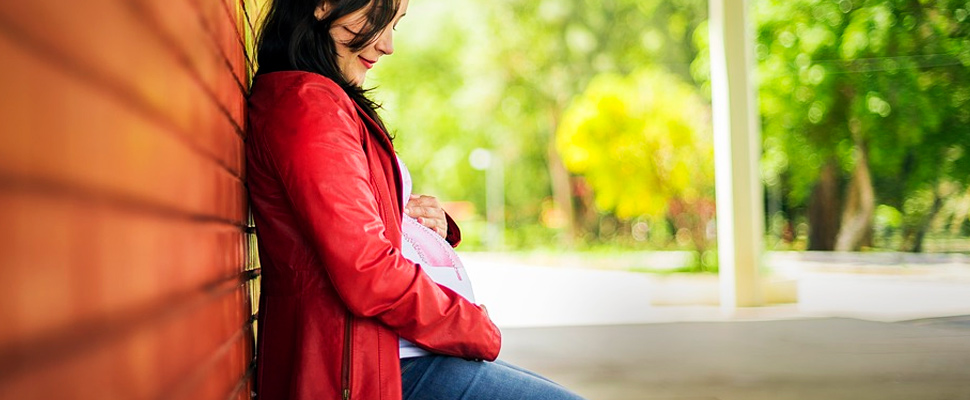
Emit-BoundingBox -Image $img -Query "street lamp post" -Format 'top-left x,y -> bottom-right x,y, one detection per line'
469,148 -> 505,250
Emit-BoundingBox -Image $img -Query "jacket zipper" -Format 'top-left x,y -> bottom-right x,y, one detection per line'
342,312 -> 353,400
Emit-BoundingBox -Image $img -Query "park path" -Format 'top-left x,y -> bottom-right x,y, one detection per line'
460,252 -> 970,399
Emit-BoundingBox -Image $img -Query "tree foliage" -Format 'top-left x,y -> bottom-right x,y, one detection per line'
373,0 -> 709,248
556,69 -> 716,257
556,69 -> 713,220
751,0 -> 970,251
372,0 -> 970,253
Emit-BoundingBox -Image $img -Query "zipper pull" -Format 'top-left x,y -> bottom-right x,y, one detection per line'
342,388 -> 350,400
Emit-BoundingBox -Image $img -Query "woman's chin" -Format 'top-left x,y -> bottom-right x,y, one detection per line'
345,74 -> 366,87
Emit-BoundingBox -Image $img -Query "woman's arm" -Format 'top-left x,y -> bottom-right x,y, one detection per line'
261,80 -> 498,360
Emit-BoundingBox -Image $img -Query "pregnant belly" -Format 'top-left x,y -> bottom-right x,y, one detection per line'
400,216 -> 475,303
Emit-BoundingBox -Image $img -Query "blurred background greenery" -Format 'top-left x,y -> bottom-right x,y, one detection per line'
370,0 -> 970,270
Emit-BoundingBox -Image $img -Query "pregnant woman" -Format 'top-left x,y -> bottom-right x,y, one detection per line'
246,0 -> 585,399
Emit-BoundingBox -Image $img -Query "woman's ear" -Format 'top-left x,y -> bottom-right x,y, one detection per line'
313,2 -> 329,20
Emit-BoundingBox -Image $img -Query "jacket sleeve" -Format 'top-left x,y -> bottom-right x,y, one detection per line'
445,212 -> 462,247
263,82 -> 499,361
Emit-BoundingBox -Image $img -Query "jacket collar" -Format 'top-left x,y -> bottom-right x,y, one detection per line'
353,102 -> 404,215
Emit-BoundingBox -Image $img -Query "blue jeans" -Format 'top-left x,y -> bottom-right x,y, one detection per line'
400,355 -> 586,400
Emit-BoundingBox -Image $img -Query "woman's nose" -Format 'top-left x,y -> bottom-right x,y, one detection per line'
375,29 -> 394,55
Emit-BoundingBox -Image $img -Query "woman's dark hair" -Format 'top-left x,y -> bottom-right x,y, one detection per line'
257,0 -> 399,133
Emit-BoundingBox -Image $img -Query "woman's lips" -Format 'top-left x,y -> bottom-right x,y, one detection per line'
359,56 -> 376,69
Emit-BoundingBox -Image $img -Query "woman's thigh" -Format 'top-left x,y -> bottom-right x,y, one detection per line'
400,356 -> 585,400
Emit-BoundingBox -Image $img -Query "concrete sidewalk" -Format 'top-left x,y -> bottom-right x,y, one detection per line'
461,252 -> 970,327
459,252 -> 970,399
500,317 -> 970,400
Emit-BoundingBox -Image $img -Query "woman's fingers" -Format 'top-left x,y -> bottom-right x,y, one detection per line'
406,195 -> 448,238
415,215 -> 447,236
405,205 -> 445,221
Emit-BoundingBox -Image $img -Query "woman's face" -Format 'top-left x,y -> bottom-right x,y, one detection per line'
318,0 -> 409,86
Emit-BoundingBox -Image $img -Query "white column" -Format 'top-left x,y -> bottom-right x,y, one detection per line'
709,0 -> 764,309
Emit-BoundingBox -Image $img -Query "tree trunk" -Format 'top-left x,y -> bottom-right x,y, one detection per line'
546,111 -> 576,247
834,139 -> 876,251
950,189 -> 970,236
807,159 -> 841,250
902,189 -> 944,253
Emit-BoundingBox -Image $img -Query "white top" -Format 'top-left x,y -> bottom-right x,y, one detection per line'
396,158 -> 476,358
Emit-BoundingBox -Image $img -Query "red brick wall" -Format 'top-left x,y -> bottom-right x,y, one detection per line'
0,0 -> 262,398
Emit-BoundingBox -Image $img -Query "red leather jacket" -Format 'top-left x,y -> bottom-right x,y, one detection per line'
246,71 -> 501,400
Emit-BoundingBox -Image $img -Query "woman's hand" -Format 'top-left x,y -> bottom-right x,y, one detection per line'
405,194 -> 449,239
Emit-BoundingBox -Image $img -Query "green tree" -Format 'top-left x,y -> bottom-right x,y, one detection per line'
374,0 -> 709,248
483,0 -> 709,245
748,0 -> 970,251
556,69 -> 716,256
